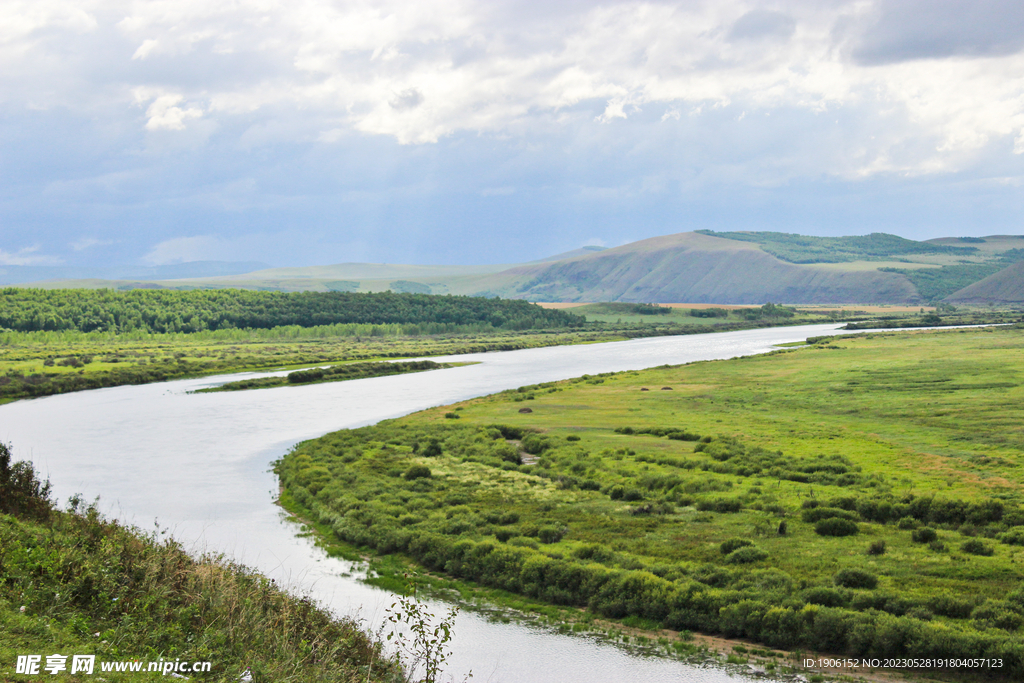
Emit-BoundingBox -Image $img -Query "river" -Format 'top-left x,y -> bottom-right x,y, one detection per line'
1,323 -> 862,682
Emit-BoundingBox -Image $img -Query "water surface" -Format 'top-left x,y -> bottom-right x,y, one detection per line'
2,323 -> 858,682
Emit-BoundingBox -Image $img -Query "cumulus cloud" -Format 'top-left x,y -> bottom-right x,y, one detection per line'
2,0 -> 1024,194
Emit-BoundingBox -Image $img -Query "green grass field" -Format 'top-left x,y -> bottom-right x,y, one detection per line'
277,325 -> 1024,677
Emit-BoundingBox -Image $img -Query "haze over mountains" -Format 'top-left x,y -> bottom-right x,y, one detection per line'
12,233 -> 1024,305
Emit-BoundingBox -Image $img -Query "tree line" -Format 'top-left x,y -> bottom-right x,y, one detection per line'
0,289 -> 583,333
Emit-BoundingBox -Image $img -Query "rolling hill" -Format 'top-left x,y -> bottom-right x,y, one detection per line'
947,260 -> 1024,304
18,232 -> 1024,305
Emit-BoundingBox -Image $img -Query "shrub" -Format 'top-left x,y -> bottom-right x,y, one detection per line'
403,465 -> 432,481
961,539 -> 994,556
815,517 -> 858,537
801,507 -> 859,523
897,516 -> 918,529
697,498 -> 742,513
720,538 -> 754,555
521,434 -> 551,455
507,536 -> 539,550
537,525 -> 568,544
421,440 -> 443,457
867,540 -> 887,556
444,412 -> 460,419
834,568 -> 878,589
566,435 -> 580,442
0,442 -> 51,520
911,527 -> 937,543
999,529 -> 1024,546
777,520 -> 788,536
803,587 -> 849,607
726,546 -> 768,564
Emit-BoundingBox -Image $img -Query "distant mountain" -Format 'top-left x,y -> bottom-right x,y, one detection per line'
453,232 -> 918,303
0,261 -> 270,285
946,260 -> 1024,304
12,233 -> 1024,304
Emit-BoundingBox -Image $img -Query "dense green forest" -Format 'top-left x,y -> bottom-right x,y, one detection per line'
0,289 -> 583,333
697,230 -> 979,264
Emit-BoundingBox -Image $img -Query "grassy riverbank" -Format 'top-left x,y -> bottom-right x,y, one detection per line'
0,445 -> 402,682
195,359 -> 458,393
0,309 -> 841,403
276,325 -> 1024,679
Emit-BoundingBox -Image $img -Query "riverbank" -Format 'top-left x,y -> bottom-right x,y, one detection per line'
0,445 -> 402,682
0,315 -> 834,404
276,325 -> 1024,682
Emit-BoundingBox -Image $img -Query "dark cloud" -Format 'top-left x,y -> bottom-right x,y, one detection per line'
728,9 -> 796,41
850,0 -> 1024,64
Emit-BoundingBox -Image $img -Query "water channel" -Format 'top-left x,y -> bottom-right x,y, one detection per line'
1,323 -> 873,682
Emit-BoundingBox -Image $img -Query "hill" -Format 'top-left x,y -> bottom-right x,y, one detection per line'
449,232 -> 920,304
17,232 -> 1024,304
947,260 -> 1024,304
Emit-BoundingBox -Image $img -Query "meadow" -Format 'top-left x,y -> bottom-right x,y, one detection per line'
0,301 -> 846,403
277,325 -> 1024,678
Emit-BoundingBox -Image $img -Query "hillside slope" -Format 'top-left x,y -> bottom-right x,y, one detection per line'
946,260 -> 1024,304
454,232 -> 918,303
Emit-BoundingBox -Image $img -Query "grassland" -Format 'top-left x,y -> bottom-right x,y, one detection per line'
0,445 -> 402,682
0,305 -> 849,403
276,325 -> 1024,678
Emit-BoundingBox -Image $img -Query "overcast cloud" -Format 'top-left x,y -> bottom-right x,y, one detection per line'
1,0 -> 1023,268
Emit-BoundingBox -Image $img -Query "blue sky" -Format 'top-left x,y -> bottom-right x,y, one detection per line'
2,0 -> 1024,268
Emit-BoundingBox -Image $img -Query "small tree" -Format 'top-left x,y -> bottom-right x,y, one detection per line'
386,584 -> 468,683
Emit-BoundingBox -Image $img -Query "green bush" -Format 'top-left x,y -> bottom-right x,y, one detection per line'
403,465 -> 432,481
726,547 -> 768,564
0,442 -> 51,521
802,587 -> 849,607
834,569 -> 878,589
962,539 -> 995,556
867,540 -> 887,555
801,507 -> 859,523
720,538 -> 754,555
697,498 -> 742,513
999,529 -> 1024,546
815,518 -> 858,537
537,525 -> 568,544
911,527 -> 937,543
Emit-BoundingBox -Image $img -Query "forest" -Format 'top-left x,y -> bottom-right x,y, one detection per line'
0,289 -> 583,333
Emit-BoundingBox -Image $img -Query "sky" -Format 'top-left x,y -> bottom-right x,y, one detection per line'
2,0 -> 1024,269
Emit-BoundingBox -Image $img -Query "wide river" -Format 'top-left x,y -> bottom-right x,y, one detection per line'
1,323 -> 864,682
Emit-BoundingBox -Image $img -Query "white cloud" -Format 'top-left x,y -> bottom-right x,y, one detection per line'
142,235 -> 222,265
133,89 -> 203,131
2,1 -> 1024,177
0,245 -> 61,266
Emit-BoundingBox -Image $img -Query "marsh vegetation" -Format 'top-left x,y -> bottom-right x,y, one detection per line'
277,325 -> 1024,678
